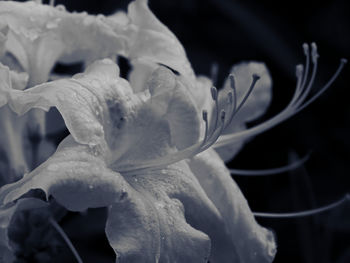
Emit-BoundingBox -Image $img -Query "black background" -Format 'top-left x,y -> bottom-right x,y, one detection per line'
42,0 -> 350,262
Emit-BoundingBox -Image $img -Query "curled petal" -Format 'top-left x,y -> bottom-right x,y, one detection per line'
189,149 -> 276,262
123,0 -> 195,79
0,136 -> 128,211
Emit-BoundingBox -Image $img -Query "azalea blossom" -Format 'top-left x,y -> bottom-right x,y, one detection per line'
0,0 -> 347,262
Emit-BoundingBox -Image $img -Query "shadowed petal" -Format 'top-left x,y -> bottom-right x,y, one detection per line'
189,149 -> 276,262
0,198 -> 47,263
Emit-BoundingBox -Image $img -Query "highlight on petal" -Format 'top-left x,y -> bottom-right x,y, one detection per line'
189,149 -> 276,262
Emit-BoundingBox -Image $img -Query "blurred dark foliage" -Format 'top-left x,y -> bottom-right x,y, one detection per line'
27,0 -> 350,262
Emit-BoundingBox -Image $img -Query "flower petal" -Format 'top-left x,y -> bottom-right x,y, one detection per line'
106,172 -> 211,262
0,1 -> 127,85
124,0 -> 195,79
189,149 -> 276,262
0,137 -> 235,262
0,136 -> 130,212
107,159 -> 240,262
147,67 -> 200,149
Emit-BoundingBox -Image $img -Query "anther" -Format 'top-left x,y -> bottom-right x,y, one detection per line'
202,110 -> 208,121
302,43 -> 309,56
311,42 -> 319,64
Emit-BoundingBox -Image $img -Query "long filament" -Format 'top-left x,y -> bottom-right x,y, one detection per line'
215,44 -> 347,148
230,152 -> 310,176
297,58 -> 347,112
253,194 -> 349,218
49,218 -> 83,263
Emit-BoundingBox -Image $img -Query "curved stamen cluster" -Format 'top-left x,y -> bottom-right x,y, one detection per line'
117,71 -> 263,174
215,43 -> 347,148
118,74 -> 261,174
118,100 -> 226,174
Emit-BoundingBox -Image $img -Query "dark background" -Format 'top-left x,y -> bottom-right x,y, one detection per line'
46,0 -> 350,262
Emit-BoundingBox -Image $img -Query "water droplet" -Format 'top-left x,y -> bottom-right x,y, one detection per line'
97,14 -> 106,22
55,5 -> 66,12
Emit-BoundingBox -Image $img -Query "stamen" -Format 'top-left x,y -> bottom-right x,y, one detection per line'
293,43 -> 318,108
222,74 -> 260,130
49,218 -> 83,263
288,64 -> 304,106
230,152 -> 310,176
118,110 -> 227,174
301,43 -> 310,89
297,58 -> 347,112
214,44 -> 347,148
235,74 -> 260,114
223,74 -> 238,128
253,194 -> 350,218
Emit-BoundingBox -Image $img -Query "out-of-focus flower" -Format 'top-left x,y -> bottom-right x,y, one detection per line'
0,0 -> 193,87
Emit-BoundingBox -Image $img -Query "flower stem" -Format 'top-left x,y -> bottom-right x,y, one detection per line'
49,218 -> 83,263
